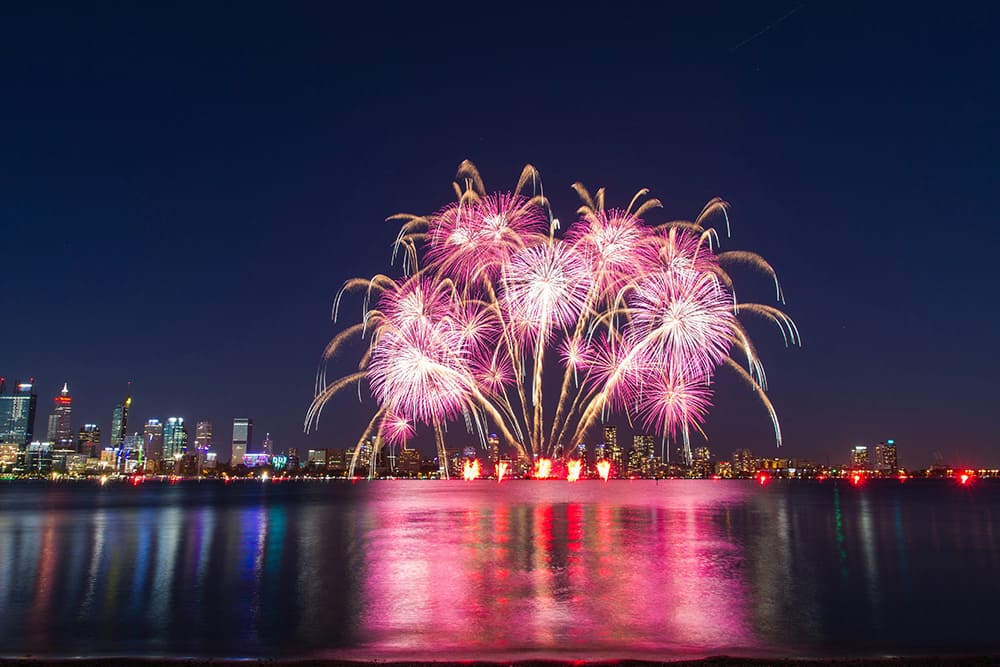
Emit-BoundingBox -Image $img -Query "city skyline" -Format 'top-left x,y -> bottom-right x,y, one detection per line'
1,4 -> 997,468
0,372 -> 949,470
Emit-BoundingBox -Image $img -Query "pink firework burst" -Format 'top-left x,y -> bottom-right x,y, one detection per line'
382,411 -> 416,445
379,277 -> 456,329
565,209 -> 654,297
425,193 -> 547,284
634,365 -> 713,437
368,314 -> 472,425
504,243 -> 592,343
625,268 -> 735,377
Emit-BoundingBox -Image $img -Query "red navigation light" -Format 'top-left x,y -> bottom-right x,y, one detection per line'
960,473 -> 971,485
898,473 -> 908,482
851,473 -> 863,485
816,474 -> 826,482
758,473 -> 769,486
711,475 -> 721,481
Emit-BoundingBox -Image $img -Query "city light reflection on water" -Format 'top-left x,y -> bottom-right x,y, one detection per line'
0,479 -> 998,660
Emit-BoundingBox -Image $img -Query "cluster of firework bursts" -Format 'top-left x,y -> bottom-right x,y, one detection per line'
307,161 -> 798,479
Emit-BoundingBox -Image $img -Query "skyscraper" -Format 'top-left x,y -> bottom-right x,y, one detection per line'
110,388 -> 132,447
45,383 -> 73,447
851,445 -> 869,469
163,417 -> 187,463
603,425 -> 624,478
262,432 -> 273,455
732,449 -> 754,477
0,381 -> 38,448
874,439 -> 898,474
232,417 -> 252,465
633,434 -> 656,477
143,419 -> 164,462
194,421 -> 212,450
78,424 -> 100,457
488,433 -> 500,464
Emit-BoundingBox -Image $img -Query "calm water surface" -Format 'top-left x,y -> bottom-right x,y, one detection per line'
1,479 -> 998,660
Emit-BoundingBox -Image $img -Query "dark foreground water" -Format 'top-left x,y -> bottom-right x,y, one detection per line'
0,479 -> 998,661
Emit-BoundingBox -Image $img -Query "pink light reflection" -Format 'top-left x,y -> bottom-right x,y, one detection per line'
354,481 -> 759,659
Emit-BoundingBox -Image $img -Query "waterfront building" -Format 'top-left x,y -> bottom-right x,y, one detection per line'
851,445 -> 869,469
243,452 -> 269,467
633,434 -> 656,477
143,419 -> 164,463
874,440 -> 898,473
121,433 -> 144,472
307,449 -> 327,469
24,441 -> 53,474
0,381 -> 38,448
194,421 -> 212,450
603,425 -> 617,456
692,446 -> 713,478
45,383 -> 73,447
110,389 -> 132,447
488,433 -> 500,464
327,448 -> 347,474
398,447 -> 420,477
163,417 -> 187,465
0,443 -> 19,469
78,424 -> 100,456
98,447 -> 117,470
62,452 -> 89,476
600,428 -> 622,478
732,449 -> 755,477
231,418 -> 252,465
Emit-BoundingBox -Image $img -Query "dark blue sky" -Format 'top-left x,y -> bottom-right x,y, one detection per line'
2,2 -> 997,467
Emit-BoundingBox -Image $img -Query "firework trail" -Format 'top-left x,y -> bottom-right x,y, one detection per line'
307,161 -> 797,475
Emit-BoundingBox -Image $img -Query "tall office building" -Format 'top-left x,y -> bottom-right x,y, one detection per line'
143,419 -> 164,462
732,449 -> 755,477
487,433 -> 500,463
633,434 -> 657,477
194,421 -> 212,450
231,417 -> 252,465
874,440 -> 898,473
110,388 -> 132,447
78,424 -> 101,456
45,383 -> 73,447
0,381 -> 38,448
603,425 -> 617,453
851,445 -> 869,469
603,425 -> 625,478
692,446 -> 713,478
163,417 -> 187,462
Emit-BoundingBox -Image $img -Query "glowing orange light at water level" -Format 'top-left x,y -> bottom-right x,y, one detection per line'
566,459 -> 582,482
463,459 -> 481,481
496,461 -> 508,483
596,459 -> 611,482
533,458 -> 552,479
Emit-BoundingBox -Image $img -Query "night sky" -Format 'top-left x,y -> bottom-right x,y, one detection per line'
2,3 -> 997,468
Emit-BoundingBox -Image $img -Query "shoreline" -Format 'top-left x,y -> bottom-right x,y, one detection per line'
2,657 -> 1000,666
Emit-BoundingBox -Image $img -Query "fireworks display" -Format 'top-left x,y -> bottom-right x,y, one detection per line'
307,161 -> 798,478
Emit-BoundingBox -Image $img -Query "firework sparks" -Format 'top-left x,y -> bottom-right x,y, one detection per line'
566,459 -> 583,483
308,161 -> 797,475
596,459 -> 612,482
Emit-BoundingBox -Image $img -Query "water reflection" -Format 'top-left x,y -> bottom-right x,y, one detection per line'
0,480 -> 998,659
